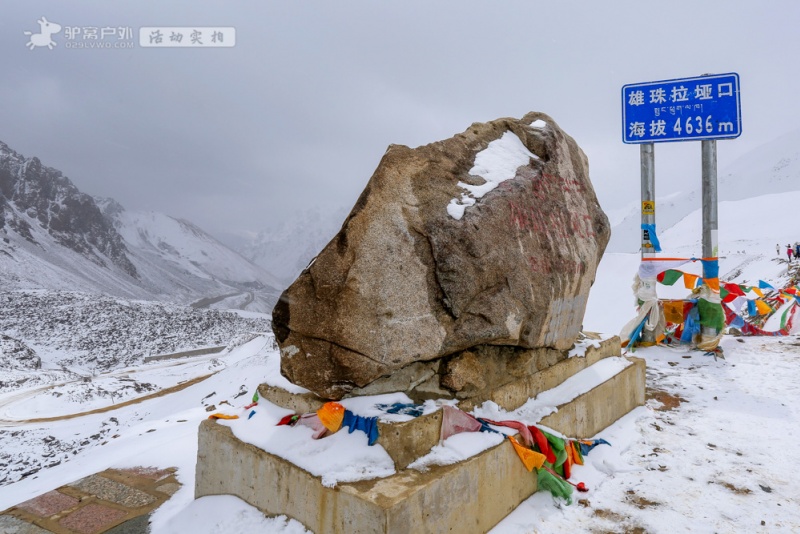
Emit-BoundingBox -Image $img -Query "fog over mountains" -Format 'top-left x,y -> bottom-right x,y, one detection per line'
0,141 -> 281,312
236,206 -> 348,285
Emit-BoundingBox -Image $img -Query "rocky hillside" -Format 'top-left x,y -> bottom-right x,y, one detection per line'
0,289 -> 270,380
0,141 -> 281,311
0,141 -> 136,276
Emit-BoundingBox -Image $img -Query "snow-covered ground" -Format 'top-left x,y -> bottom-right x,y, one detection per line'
1,191 -> 800,532
5,327 -> 797,532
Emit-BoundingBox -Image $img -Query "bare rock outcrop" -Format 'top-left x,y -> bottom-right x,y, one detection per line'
273,112 -> 610,399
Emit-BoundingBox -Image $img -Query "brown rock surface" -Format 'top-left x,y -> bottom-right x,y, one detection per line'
273,112 -> 610,399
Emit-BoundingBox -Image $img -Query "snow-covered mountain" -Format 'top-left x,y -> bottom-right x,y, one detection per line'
98,198 -> 283,311
238,206 -> 348,285
606,129 -> 800,252
0,141 -> 282,311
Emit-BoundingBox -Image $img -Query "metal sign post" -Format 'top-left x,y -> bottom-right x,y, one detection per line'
622,73 -> 741,350
701,140 -> 718,259
640,143 -> 655,259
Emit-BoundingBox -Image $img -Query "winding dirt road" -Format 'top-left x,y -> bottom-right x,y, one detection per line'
0,354 -> 223,426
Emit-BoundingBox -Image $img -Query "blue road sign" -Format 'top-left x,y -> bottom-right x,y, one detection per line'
622,73 -> 741,143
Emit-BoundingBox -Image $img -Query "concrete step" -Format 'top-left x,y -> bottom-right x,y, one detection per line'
195,353 -> 645,533
259,334 -> 623,470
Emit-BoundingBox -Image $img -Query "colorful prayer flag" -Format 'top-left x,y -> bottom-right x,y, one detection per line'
684,273 -> 700,289
755,300 -> 774,315
317,402 -> 346,432
509,436 -> 546,471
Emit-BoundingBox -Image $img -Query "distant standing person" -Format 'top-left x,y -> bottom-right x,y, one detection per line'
788,245 -> 794,262
777,244 -> 781,256
795,242 -> 800,258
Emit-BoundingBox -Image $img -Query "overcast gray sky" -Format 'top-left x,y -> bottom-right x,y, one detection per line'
2,1 -> 799,242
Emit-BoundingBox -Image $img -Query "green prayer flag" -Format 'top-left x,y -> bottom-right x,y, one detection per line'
660,269 -> 683,286
780,305 -> 791,330
542,430 -> 568,468
697,298 -> 726,331
537,467 -> 573,504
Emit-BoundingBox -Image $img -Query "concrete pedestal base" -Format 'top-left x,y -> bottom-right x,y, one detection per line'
195,337 -> 645,533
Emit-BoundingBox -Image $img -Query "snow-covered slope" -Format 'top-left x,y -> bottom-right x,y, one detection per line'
99,199 -> 282,311
585,190 -> 800,334
607,129 -> 800,252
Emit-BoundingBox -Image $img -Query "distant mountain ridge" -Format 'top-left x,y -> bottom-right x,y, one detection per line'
0,140 -> 281,311
607,129 -> 800,252
238,206 -> 348,285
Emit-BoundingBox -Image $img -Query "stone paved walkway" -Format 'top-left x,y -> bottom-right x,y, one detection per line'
0,467 -> 179,534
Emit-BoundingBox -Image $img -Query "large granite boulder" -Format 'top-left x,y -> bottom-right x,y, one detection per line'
273,112 -> 610,399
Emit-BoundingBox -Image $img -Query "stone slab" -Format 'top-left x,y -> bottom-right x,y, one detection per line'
69,475 -> 156,509
196,355 -> 644,533
104,514 -> 151,534
0,515 -> 51,533
1,466 -> 181,534
16,490 -> 79,518
58,503 -> 127,534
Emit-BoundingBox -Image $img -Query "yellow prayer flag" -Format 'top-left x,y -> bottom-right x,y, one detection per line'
755,299 -> 773,315
508,436 -> 546,472
663,301 -> 685,324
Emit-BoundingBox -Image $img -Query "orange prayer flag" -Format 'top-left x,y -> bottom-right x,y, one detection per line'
208,413 -> 239,420
508,436 -> 546,472
704,277 -> 720,292
569,441 -> 584,466
317,402 -> 346,432
683,273 -> 699,290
